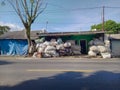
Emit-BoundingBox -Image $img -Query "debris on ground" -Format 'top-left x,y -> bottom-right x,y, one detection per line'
33,38 -> 81,58
88,38 -> 111,58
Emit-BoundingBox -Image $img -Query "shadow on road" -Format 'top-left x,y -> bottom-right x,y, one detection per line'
0,71 -> 120,90
0,60 -> 14,65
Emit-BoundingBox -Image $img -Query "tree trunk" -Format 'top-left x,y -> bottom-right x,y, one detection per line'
25,27 -> 31,56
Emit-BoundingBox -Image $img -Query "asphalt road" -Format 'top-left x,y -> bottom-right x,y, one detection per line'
0,57 -> 120,90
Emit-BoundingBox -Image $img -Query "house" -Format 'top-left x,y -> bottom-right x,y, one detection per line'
108,34 -> 120,57
38,31 -> 105,54
0,30 -> 40,56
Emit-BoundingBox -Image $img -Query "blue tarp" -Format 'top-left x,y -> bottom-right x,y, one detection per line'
0,39 -> 28,56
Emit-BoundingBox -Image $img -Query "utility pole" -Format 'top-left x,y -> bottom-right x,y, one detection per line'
102,6 -> 105,31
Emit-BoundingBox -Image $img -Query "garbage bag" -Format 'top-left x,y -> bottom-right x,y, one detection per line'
89,46 -> 98,52
97,46 -> 107,53
88,51 -> 97,57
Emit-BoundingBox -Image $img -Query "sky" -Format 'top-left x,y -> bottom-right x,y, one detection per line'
0,0 -> 120,32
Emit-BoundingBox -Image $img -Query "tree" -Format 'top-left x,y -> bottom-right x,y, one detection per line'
2,0 -> 46,55
0,25 -> 10,35
91,20 -> 120,34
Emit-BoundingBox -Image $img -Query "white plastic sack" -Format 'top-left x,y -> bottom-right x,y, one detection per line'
56,44 -> 65,50
93,39 -> 104,46
64,42 -> 71,47
36,43 -> 40,49
71,45 -> 81,55
71,45 -> 81,51
43,41 -> 50,46
101,52 -> 111,58
45,50 -> 59,57
88,51 -> 97,57
66,40 -> 75,45
36,43 -> 46,49
32,52 -> 37,58
72,51 -> 81,55
43,53 -> 51,58
89,46 -> 98,52
105,40 -> 110,47
45,50 -> 55,54
88,40 -> 94,46
52,52 -> 59,57
45,46 -> 56,52
103,46 -> 111,52
35,37 -> 45,43
50,41 -> 58,46
97,46 -> 107,53
105,40 -> 110,44
57,38 -> 63,44
38,47 -> 44,53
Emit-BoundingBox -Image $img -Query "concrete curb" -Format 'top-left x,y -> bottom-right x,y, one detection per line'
0,56 -> 119,61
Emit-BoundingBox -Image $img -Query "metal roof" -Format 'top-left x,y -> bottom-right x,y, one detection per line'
38,31 -> 105,37
0,30 -> 105,39
0,30 -> 40,40
108,34 -> 120,40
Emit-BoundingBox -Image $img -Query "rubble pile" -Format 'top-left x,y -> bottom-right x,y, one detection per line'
88,38 -> 111,58
33,38 -> 81,58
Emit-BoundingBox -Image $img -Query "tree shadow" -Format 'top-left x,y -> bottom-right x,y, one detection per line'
0,71 -> 120,90
0,60 -> 14,65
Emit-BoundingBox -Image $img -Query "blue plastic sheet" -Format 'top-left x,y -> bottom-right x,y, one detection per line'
0,39 -> 28,56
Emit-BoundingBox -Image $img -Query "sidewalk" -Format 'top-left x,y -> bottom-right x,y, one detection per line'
0,55 -> 24,60
0,55 -> 119,60
0,55 -> 98,59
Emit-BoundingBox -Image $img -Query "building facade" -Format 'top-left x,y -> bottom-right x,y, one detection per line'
38,31 -> 104,54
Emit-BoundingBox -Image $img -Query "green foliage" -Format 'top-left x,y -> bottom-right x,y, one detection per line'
91,20 -> 120,34
0,25 -> 10,35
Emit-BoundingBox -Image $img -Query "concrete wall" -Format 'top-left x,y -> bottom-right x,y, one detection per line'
110,39 -> 120,57
105,34 -> 120,57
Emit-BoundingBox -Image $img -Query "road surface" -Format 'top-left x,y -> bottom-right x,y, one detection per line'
0,57 -> 120,90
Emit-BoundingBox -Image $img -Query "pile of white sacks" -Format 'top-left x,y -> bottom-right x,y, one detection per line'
33,38 -> 81,58
88,38 -> 111,58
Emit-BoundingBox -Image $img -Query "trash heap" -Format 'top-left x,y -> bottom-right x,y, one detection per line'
33,38 -> 81,58
88,38 -> 111,58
